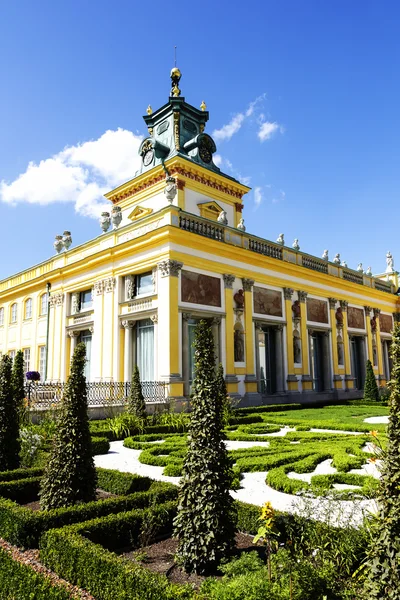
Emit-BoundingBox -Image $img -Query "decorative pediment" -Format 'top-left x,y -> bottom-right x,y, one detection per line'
128,205 -> 153,221
198,200 -> 223,222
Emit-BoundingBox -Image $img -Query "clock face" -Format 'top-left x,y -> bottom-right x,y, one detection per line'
199,144 -> 212,164
143,149 -> 154,167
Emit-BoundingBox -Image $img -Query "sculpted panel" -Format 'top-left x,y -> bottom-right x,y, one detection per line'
253,287 -> 283,317
306,298 -> 328,324
348,307 -> 365,329
181,271 -> 221,307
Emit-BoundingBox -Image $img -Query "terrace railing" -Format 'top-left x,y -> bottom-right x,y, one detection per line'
25,381 -> 168,410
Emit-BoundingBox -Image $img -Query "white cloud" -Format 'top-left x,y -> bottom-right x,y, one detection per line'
212,94 -> 266,143
213,154 -> 222,167
258,121 -> 281,142
272,189 -> 286,204
0,128 -> 143,218
254,187 -> 263,206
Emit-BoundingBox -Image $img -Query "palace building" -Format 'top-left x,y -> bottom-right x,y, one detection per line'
0,68 -> 399,406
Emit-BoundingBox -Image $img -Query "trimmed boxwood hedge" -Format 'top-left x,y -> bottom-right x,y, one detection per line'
40,502 -> 194,600
0,466 -> 44,482
0,479 -> 177,548
0,545 -> 73,599
91,436 -> 110,455
97,468 -> 153,495
0,476 -> 41,503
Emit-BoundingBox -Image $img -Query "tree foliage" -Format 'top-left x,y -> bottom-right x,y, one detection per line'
127,365 -> 147,420
364,359 -> 380,402
12,350 -> 25,420
364,323 -> 400,598
174,320 -> 236,574
0,355 -> 20,470
40,343 -> 97,509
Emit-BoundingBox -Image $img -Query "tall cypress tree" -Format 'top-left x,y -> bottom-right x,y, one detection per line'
40,343 -> 97,509
12,350 -> 25,420
0,356 -> 20,470
127,365 -> 147,420
364,323 -> 400,598
174,320 -> 236,574
364,359 -> 380,402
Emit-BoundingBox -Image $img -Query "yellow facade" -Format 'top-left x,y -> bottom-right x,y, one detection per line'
0,74 -> 399,405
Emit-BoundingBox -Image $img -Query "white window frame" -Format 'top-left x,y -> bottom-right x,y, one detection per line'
39,346 -> 46,379
0,307 -> 4,327
25,298 -> 32,320
23,348 -> 31,373
10,303 -> 17,324
40,293 -> 48,316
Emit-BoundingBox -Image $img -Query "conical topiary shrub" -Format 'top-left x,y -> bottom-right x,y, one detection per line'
364,323 -> 400,598
12,350 -> 25,421
0,355 -> 20,470
174,320 -> 236,574
127,365 -> 147,420
364,359 -> 380,402
40,343 -> 97,509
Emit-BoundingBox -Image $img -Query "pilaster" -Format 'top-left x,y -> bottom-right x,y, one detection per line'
223,274 -> 238,395
283,288 -> 298,392
340,300 -> 354,390
242,278 -> 256,393
158,259 -> 184,398
328,298 -> 339,376
374,308 -> 386,387
364,306 -> 374,367
298,291 -> 312,391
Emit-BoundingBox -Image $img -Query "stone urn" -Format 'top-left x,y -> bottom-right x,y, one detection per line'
111,206 -> 122,229
62,231 -> 72,251
54,235 -> 64,254
100,212 -> 111,233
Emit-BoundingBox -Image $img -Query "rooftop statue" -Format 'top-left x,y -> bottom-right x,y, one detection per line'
386,251 -> 395,273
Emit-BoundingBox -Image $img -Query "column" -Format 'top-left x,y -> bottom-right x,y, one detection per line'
274,325 -> 285,393
157,259 -> 184,398
340,300 -> 354,391
329,298 -> 341,391
298,291 -> 313,392
223,274 -> 239,395
283,288 -> 298,392
122,320 -> 135,382
374,308 -> 386,388
242,278 -> 257,396
92,280 -> 104,382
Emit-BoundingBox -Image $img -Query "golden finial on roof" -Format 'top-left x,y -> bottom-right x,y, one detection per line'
146,105 -> 153,115
170,67 -> 182,97
200,100 -> 206,111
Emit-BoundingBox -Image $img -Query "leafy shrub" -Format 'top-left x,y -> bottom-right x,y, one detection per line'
219,551 -> 264,577
0,355 -> 21,470
19,427 -> 44,467
128,366 -> 147,420
364,359 -> 380,402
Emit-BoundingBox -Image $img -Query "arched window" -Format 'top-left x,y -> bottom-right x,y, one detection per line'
40,293 -> 48,316
25,298 -> 32,320
10,303 -> 17,323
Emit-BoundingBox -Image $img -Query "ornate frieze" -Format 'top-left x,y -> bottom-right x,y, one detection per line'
158,260 -> 183,278
94,277 -> 116,295
49,292 -> 64,307
242,278 -> 254,292
223,274 -> 236,289
283,287 -> 294,300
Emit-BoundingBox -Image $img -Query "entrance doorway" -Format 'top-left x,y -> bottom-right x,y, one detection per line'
309,332 -> 325,392
350,336 -> 366,390
258,327 -> 277,394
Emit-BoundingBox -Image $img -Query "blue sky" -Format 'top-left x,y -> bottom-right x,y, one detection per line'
1,0 -> 399,280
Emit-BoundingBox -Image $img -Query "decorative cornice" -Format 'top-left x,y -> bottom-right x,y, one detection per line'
328,297 -> 337,309
283,287 -> 294,300
172,167 -> 245,199
158,259 -> 183,277
235,202 -> 244,212
242,278 -> 254,292
298,291 -> 308,303
49,292 -> 64,307
223,274 -> 235,289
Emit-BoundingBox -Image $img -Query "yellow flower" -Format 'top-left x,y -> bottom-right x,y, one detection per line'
368,457 -> 377,463
261,501 -> 275,521
370,430 -> 378,438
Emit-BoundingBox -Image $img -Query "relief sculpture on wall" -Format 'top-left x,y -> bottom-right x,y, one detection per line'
306,298 -> 328,324
253,287 -> 282,317
181,271 -> 221,307
380,314 -> 393,333
347,307 -> 365,329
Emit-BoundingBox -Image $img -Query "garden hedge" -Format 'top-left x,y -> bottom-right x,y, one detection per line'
0,479 -> 177,548
91,436 -> 110,455
40,502 -> 194,600
0,545 -> 73,599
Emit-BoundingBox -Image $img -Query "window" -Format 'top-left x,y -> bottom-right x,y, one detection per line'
40,293 -> 48,316
0,307 -> 4,326
78,330 -> 92,380
8,350 -> 16,361
23,348 -> 31,373
10,303 -> 17,323
39,346 -> 46,379
136,272 -> 153,296
136,319 -> 154,381
80,290 -> 93,312
25,298 -> 32,320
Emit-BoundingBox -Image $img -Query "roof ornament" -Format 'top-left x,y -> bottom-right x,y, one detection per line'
200,100 -> 207,111
170,46 -> 181,97
276,233 -> 284,246
146,105 -> 153,115
386,250 -> 395,273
